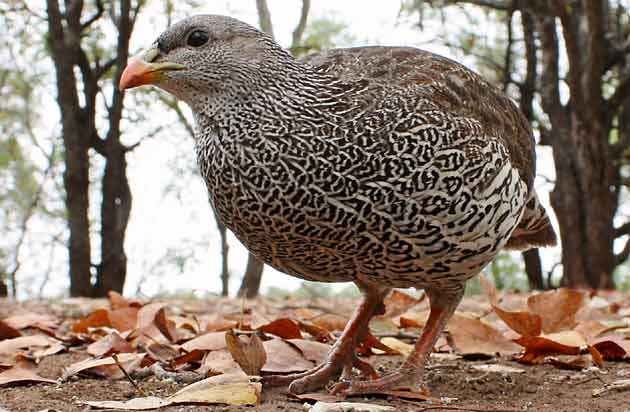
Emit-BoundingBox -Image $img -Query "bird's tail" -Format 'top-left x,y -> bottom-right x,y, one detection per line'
505,193 -> 557,250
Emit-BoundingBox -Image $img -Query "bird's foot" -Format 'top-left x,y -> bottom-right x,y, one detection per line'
263,353 -> 378,394
331,368 -> 428,396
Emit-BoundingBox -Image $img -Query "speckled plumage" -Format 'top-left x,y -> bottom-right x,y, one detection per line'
123,15 -> 556,394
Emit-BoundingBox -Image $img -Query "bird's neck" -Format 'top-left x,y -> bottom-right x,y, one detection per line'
192,61 -> 343,142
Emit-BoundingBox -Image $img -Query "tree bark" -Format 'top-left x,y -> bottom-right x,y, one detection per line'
238,255 -> 264,298
522,249 -> 544,289
46,0 -> 93,297
95,144 -> 131,296
46,0 -> 138,296
213,207 -> 230,296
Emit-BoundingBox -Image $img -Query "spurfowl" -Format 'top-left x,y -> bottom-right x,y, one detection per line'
120,15 -> 556,395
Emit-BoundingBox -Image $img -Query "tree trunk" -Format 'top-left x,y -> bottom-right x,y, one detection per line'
550,119 -> 617,289
64,137 -> 93,296
238,255 -> 264,298
95,143 -> 132,296
213,207 -> 230,296
46,0 -> 93,297
522,249 -> 544,290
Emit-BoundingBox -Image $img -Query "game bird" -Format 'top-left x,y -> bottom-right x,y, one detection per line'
120,15 -> 556,395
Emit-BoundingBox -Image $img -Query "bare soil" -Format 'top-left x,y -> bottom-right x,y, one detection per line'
1,351 -> 629,412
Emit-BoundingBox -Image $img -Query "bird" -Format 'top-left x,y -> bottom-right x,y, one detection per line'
120,15 -> 557,395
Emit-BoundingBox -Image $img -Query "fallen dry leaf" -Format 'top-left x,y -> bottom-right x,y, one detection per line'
287,339 -> 331,364
262,338 -> 313,373
357,332 -> 401,356
154,307 -> 179,342
0,360 -> 57,386
311,313 -> 348,332
62,353 -> 146,380
528,288 -> 584,333
225,330 -> 266,376
167,373 -> 261,405
135,302 -> 167,343
145,342 -> 180,363
515,336 -> 580,364
258,318 -> 303,339
72,309 -> 111,334
3,313 -> 59,331
398,310 -> 430,329
478,274 -> 499,305
377,337 -> 413,356
492,305 -> 542,338
83,374 -> 261,409
0,335 -> 60,355
382,289 -> 423,318
82,396 -> 170,410
592,337 -> 629,360
87,331 -> 134,357
197,349 -> 245,376
181,331 -> 226,352
308,401 -> 395,412
109,307 -> 139,332
171,348 -> 205,368
108,291 -> 142,310
448,314 -> 521,356
298,321 -> 335,343
0,320 -> 21,340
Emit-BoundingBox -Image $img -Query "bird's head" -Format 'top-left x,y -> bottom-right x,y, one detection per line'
120,15 -> 289,108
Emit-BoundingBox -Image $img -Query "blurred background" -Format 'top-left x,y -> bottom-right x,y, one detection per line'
1,0 -> 629,300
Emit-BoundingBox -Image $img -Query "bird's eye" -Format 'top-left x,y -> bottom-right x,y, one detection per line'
187,30 -> 209,47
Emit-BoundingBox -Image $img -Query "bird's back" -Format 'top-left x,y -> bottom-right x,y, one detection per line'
301,46 -> 536,190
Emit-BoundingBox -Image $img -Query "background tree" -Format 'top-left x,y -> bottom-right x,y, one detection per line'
46,0 -> 142,296
404,0 -> 630,289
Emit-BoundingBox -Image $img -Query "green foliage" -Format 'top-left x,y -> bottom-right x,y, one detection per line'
467,252 -> 527,295
292,16 -> 356,56
265,281 -> 360,299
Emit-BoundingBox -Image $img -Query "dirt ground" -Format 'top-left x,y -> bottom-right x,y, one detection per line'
1,351 -> 629,412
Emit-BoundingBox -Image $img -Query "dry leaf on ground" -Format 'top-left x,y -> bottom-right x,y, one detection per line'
197,349 -> 245,376
286,339 -> 331,364
262,338 -> 314,373
86,331 -> 133,357
308,401 -> 395,412
181,331 -> 226,352
0,335 -> 61,356
382,290 -> 423,318
258,318 -> 302,339
528,288 -> 584,333
492,305 -> 542,338
225,330 -> 266,375
82,396 -> 170,410
448,314 -> 521,356
62,353 -> 145,380
0,359 -> 56,386
514,336 -> 581,364
167,373 -> 261,405
0,320 -> 21,340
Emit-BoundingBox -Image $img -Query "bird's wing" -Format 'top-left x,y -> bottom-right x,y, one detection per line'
300,46 -> 536,193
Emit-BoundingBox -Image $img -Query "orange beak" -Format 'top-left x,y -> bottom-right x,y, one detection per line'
119,48 -> 186,91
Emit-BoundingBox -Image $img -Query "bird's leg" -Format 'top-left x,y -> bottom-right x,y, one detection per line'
264,282 -> 390,394
332,286 -> 464,395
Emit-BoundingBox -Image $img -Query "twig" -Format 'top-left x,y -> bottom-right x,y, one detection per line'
112,354 -> 147,397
